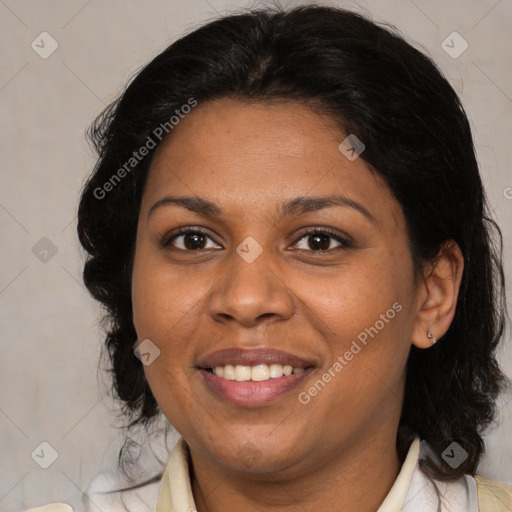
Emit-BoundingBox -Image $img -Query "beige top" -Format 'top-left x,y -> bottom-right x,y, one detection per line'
154,436 -> 467,512
24,436 -> 512,511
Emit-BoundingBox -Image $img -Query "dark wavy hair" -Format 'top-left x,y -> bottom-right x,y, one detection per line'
77,4 -> 508,483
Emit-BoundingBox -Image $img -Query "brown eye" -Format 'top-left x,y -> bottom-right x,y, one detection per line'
307,234 -> 332,250
165,229 -> 222,251
293,230 -> 349,251
183,232 -> 207,250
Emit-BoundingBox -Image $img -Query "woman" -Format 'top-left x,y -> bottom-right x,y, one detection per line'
27,4 -> 512,512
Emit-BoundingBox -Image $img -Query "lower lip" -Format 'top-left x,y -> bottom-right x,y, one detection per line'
199,368 -> 313,407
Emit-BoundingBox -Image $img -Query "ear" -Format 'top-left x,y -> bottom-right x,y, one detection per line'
411,240 -> 464,349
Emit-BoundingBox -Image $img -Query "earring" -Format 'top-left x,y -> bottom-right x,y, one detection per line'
426,330 -> 437,345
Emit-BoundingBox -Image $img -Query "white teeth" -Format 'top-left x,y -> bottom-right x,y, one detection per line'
251,364 -> 270,381
223,364 -> 235,380
234,365 -> 251,381
269,364 -> 283,378
211,363 -> 307,381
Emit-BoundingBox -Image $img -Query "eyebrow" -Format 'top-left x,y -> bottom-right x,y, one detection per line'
147,194 -> 376,223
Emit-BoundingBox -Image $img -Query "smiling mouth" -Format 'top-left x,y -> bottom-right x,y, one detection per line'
199,365 -> 314,407
204,363 -> 313,381
197,347 -> 317,406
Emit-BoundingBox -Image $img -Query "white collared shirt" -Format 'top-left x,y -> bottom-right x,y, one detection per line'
154,436 -> 479,512
26,436 -> 481,512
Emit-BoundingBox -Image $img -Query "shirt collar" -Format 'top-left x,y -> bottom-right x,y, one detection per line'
156,436 -> 422,512
156,437 -> 195,512
376,437 -> 420,511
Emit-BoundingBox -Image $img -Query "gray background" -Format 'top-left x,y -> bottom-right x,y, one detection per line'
1,0 -> 511,510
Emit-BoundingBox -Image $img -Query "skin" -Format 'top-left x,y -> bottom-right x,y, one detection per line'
131,98 -> 464,512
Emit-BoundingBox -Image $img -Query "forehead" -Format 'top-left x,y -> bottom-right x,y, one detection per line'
151,99 -> 343,172
144,98 -> 399,224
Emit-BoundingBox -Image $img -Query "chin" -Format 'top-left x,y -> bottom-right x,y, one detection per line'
204,432 -> 304,474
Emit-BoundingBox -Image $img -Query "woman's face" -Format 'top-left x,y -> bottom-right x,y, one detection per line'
132,98 -> 421,476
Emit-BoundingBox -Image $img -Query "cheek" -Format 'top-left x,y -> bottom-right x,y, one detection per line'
132,258 -> 203,422
307,289 -> 411,438
296,251 -> 414,386
142,360 -> 202,439
131,248 -> 211,403
294,259 -> 406,338
131,244 -> 205,341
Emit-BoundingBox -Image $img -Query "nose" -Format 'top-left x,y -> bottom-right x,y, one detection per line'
208,250 -> 295,327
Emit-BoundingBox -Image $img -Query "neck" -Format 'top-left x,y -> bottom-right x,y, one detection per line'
190,429 -> 405,512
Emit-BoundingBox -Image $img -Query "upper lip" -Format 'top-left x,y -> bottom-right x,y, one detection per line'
197,347 -> 315,369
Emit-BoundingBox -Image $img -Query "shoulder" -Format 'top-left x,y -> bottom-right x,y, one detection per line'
22,504 -> 74,512
79,467 -> 161,512
412,440 -> 512,511
22,470 -> 162,512
404,440 -> 479,511
475,475 -> 512,512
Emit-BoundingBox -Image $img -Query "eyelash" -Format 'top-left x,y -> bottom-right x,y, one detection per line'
161,226 -> 353,252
